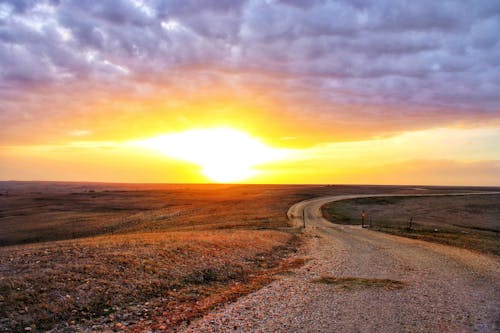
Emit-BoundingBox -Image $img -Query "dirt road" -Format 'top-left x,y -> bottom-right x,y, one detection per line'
181,193 -> 500,332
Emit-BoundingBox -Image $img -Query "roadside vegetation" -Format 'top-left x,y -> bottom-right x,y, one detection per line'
1,182 -> 497,331
314,275 -> 405,290
322,195 -> 500,256
0,230 -> 302,332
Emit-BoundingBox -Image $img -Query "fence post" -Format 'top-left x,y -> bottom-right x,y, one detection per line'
408,216 -> 414,230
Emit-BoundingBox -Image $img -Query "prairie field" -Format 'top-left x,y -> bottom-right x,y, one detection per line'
0,182 -> 498,331
322,194 -> 500,255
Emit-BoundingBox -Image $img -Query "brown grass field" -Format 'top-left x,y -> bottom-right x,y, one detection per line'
322,195 -> 500,256
0,181 -> 498,331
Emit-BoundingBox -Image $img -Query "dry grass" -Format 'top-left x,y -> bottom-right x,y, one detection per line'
0,182 -> 497,331
322,194 -> 500,255
313,275 -> 405,290
0,230 -> 299,331
0,182 -> 361,246
0,182 -> 328,331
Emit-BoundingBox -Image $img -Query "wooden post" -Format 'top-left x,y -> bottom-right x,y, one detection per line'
302,209 -> 306,228
361,210 -> 365,227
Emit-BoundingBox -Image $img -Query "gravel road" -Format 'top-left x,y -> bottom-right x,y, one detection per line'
180,193 -> 500,332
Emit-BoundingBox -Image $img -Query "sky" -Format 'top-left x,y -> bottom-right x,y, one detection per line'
1,0 -> 499,185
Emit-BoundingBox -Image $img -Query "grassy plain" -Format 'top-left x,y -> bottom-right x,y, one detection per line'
1,182 -> 497,331
322,194 -> 500,256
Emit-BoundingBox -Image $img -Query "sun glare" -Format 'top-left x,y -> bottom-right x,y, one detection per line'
133,128 -> 288,182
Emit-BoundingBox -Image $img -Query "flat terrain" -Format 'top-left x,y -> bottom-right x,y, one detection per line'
0,182 -> 498,332
182,194 -> 500,332
323,194 -> 500,255
1,182 -> 310,332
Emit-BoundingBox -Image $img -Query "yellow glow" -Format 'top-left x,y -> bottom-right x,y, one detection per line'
132,128 -> 289,182
2,127 -> 499,185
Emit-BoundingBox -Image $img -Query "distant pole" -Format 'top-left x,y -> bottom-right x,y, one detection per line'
302,209 -> 306,228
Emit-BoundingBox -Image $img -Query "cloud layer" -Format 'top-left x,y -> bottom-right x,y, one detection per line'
1,0 -> 500,144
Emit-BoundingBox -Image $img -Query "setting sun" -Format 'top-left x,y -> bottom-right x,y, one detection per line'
133,128 -> 289,183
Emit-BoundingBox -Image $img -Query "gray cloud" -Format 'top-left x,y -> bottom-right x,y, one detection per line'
0,0 -> 499,143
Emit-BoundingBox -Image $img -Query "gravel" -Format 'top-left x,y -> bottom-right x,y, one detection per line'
179,194 -> 500,332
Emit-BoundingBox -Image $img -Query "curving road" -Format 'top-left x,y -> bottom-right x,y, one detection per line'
182,193 -> 500,332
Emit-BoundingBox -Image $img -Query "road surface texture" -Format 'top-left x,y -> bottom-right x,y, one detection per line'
180,194 -> 500,332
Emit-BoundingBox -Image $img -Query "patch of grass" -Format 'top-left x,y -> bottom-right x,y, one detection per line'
0,184 -> 350,246
0,230 -> 299,332
322,194 -> 500,256
313,275 -> 405,290
349,197 -> 406,205
375,226 -> 500,256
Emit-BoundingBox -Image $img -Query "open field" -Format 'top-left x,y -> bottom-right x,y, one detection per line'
1,230 -> 302,332
322,194 -> 500,256
1,182 -> 494,247
1,182 -> 498,331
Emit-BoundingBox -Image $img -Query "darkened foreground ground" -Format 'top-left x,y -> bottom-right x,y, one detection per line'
0,181 -> 498,331
323,194 -> 500,256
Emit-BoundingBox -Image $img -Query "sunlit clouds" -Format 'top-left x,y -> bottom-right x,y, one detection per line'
0,0 -> 499,184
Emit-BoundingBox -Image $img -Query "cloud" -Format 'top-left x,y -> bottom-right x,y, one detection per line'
69,129 -> 91,137
0,0 -> 499,144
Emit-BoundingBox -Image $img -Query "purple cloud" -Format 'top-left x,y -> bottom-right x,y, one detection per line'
0,0 -> 499,144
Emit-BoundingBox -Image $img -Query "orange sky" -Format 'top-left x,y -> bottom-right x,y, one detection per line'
1,1 -> 500,185
2,122 -> 499,185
